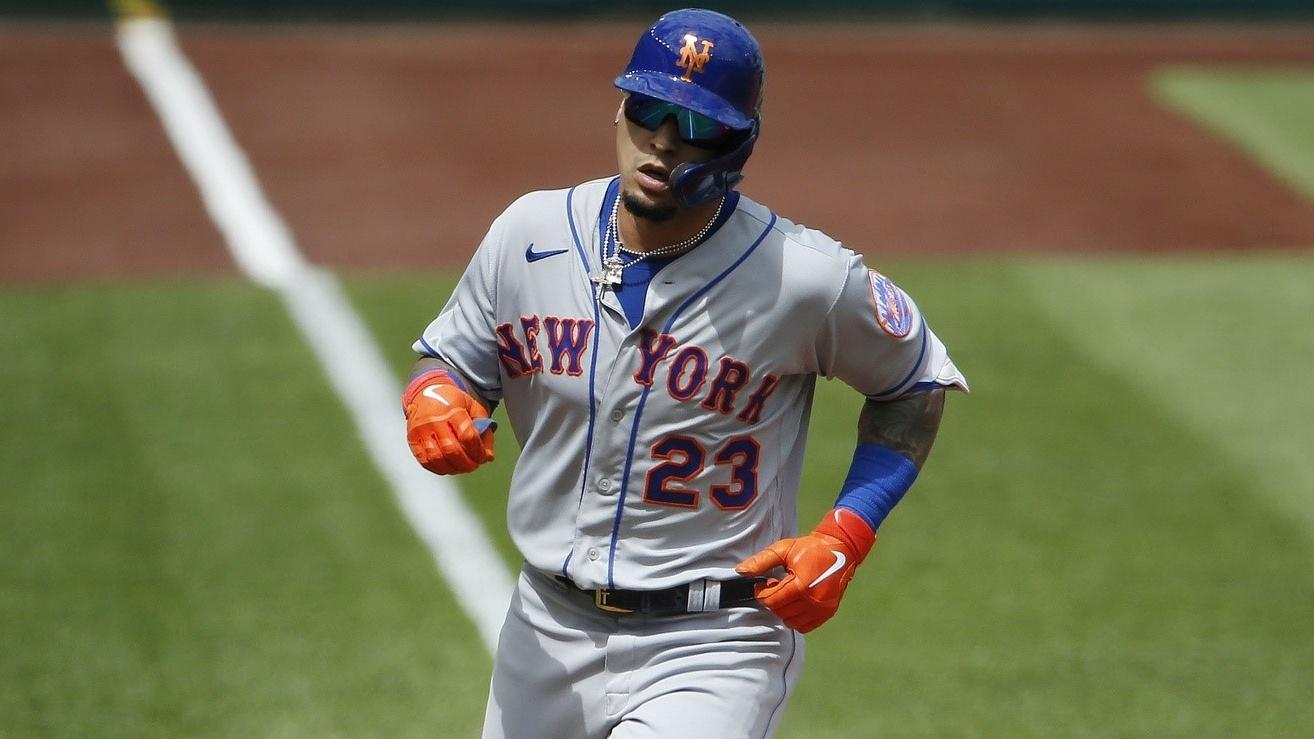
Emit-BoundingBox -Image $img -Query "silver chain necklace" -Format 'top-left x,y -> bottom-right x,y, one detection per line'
595,194 -> 725,295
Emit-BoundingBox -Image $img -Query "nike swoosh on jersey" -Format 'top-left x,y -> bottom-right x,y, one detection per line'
524,243 -> 569,262
807,550 -> 848,589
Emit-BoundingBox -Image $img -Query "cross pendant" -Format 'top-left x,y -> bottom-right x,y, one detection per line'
601,255 -> 625,286
591,252 -> 626,302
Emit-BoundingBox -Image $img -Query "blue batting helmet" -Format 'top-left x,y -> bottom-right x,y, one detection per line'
615,8 -> 766,207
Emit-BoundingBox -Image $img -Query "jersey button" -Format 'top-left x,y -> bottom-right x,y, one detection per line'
587,547 -> 600,561
609,409 -> 624,422
598,478 -> 613,492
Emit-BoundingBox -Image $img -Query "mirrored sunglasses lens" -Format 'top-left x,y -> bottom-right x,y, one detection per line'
625,96 -> 676,130
624,95 -> 734,145
676,110 -> 732,144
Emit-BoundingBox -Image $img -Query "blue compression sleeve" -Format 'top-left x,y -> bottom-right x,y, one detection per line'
834,444 -> 919,531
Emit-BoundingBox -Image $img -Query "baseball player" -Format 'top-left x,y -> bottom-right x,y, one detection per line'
403,8 -> 967,738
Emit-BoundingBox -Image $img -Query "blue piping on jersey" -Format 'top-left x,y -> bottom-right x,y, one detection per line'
610,187 -> 742,329
867,317 -> 929,400
907,380 -> 950,393
596,178 -> 617,273
605,211 -> 779,588
413,336 -> 498,399
417,336 -> 440,357
561,183 -> 605,577
567,183 -> 595,268
763,629 -> 799,738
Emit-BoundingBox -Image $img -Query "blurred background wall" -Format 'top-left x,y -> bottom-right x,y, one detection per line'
4,0 -> 1314,21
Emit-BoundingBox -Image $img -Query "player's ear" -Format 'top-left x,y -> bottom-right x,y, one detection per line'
615,95 -> 626,126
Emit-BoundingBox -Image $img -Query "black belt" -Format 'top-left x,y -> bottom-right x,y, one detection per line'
555,575 -> 766,615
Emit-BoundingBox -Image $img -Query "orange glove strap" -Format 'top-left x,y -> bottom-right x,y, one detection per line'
402,369 -> 466,411
813,507 -> 877,564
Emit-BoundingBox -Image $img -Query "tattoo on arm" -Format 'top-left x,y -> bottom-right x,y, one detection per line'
858,389 -> 946,469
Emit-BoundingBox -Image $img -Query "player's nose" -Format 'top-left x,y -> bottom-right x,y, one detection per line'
648,117 -> 682,152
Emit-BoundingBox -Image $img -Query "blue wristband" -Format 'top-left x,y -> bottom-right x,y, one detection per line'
834,444 -> 919,531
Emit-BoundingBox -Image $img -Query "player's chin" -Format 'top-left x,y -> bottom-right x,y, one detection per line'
620,188 -> 678,223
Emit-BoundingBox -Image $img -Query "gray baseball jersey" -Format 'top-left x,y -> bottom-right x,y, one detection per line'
415,176 -> 966,592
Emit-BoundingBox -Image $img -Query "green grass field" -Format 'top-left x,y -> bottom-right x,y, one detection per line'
3,69 -> 1313,736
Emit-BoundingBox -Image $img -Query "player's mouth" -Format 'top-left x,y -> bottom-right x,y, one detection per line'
635,163 -> 670,194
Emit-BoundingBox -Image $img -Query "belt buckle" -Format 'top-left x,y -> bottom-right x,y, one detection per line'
594,588 -> 634,614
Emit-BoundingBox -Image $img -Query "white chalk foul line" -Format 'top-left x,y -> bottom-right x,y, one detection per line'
115,16 -> 512,653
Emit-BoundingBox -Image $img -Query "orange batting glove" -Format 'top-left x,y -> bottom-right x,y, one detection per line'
735,507 -> 877,633
402,369 -> 495,475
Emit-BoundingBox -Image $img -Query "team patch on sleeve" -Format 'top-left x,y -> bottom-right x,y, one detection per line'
868,270 -> 913,338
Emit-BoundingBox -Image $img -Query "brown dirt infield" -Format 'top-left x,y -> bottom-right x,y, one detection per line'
5,22 -> 1314,282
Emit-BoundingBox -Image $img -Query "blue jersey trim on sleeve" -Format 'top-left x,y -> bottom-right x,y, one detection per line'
413,336 -> 499,398
906,380 -> 950,393
416,336 -> 440,357
867,317 -> 929,400
605,210 -> 779,588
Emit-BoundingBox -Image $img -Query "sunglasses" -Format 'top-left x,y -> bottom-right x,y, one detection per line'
623,94 -> 737,148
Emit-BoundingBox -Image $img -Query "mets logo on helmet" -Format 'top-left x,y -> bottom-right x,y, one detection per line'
868,270 -> 913,338
677,34 -> 714,81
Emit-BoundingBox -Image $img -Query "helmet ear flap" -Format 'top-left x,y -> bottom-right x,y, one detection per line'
669,122 -> 758,208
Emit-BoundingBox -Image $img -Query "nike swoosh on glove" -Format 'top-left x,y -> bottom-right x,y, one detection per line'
402,369 -> 495,475
735,507 -> 877,633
